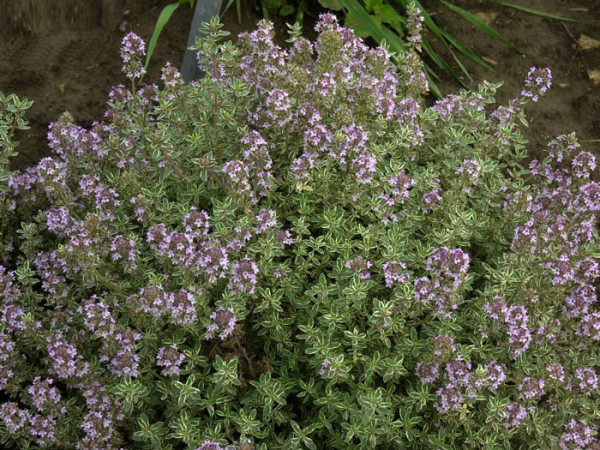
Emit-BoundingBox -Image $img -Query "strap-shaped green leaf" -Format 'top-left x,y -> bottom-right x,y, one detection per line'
439,0 -> 533,56
145,2 -> 185,72
486,0 -> 576,21
340,0 -> 408,57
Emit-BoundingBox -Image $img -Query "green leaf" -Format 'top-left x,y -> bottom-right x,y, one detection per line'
485,0 -> 576,21
279,4 -> 295,16
438,0 -> 532,56
340,0 -> 408,57
145,2 -> 182,72
318,0 -> 344,11
438,27 -> 494,71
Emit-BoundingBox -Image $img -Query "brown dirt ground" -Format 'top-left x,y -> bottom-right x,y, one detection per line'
1,0 -> 599,182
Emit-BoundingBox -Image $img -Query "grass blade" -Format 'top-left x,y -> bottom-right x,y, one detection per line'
438,27 -> 494,71
424,65 -> 442,98
221,0 -> 235,18
446,45 -> 473,83
391,0 -> 488,82
438,0 -> 533,56
422,36 -> 468,90
340,0 -> 408,57
145,2 -> 181,72
485,0 -> 576,22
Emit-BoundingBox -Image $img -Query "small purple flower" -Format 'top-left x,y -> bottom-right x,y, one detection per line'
170,290 -> 197,326
28,377 -> 62,411
560,419 -> 598,449
518,377 -> 546,400
383,261 -> 410,288
120,32 -> 146,80
546,362 -> 565,383
0,402 -> 31,433
432,335 -> 455,358
521,67 -> 552,102
575,367 -> 598,396
503,401 -> 528,428
484,361 -> 506,391
319,355 -> 338,376
196,441 -> 223,450
445,359 -> 471,387
434,383 -> 463,414
206,307 -> 237,341
345,256 -> 372,280
228,258 -> 259,295
416,361 -> 440,383
156,344 -> 185,377
255,209 -> 277,233
275,230 -> 294,246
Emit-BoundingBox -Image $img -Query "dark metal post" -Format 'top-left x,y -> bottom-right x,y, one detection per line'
181,0 -> 223,84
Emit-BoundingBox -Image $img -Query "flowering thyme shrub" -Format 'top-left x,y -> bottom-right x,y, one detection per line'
1,9 -> 600,449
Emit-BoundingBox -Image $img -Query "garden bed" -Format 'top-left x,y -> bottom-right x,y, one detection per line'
1,0 -> 598,177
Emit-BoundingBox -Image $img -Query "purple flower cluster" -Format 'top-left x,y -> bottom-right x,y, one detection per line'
99,325 -> 141,377
120,32 -> 146,80
422,178 -> 443,213
0,403 -> 57,447
546,362 -> 565,384
377,170 -> 415,223
521,67 -> 552,102
222,130 -> 274,203
416,362 -> 440,383
47,118 -> 106,164
156,344 -> 186,377
206,307 -> 237,341
575,367 -> 598,396
127,285 -> 199,327
110,235 -> 139,270
147,211 -> 241,288
0,266 -> 27,334
196,441 -> 223,450
432,335 -> 456,359
560,419 -> 598,449
503,401 -> 529,428
456,159 -> 482,195
254,209 -> 277,234
161,62 -> 183,89
484,296 -> 532,359
319,355 -> 338,376
562,283 -> 597,318
345,256 -> 372,280
228,258 -> 259,295
382,261 -> 410,288
518,377 -> 546,400
484,361 -> 507,392
76,381 -> 125,448
576,312 -> 600,341
433,383 -> 464,414
0,332 -> 17,390
414,247 -> 470,318
432,92 -> 485,120
46,330 -> 90,380
28,377 -> 62,411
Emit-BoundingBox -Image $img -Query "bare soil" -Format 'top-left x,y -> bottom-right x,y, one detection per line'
1,0 -> 599,180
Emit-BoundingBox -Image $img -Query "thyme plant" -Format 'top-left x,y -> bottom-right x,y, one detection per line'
0,7 -> 599,449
